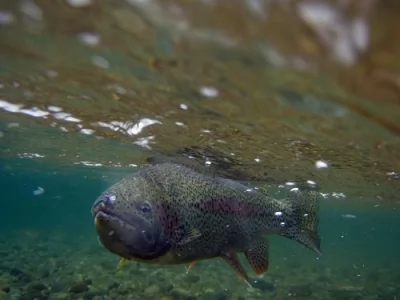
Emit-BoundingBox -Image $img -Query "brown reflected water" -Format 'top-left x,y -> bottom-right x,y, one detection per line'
0,0 -> 399,201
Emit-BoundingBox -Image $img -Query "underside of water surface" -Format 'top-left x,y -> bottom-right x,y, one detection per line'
0,1 -> 399,300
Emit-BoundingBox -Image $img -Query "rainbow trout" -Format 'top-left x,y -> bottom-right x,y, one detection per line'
91,163 -> 321,286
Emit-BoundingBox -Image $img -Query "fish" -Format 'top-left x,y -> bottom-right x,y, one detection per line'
91,163 -> 321,287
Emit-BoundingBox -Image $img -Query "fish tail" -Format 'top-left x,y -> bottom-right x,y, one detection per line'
281,190 -> 322,256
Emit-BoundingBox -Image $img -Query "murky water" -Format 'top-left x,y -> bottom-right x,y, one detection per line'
0,1 -> 399,299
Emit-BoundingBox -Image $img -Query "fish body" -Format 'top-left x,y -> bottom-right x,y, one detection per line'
92,163 -> 321,285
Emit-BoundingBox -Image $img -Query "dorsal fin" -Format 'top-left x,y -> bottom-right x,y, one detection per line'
146,156 -> 217,177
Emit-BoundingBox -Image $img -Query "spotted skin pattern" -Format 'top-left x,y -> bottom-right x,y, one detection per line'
93,163 -> 321,285
244,238 -> 269,275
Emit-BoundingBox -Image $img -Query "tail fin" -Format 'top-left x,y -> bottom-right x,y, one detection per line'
281,190 -> 322,256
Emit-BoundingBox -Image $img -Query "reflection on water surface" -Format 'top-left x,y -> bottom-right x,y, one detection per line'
0,1 -> 399,199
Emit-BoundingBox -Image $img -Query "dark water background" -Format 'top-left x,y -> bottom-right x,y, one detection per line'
1,0 -> 400,299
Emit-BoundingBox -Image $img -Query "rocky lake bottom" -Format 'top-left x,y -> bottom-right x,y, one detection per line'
0,231 -> 398,300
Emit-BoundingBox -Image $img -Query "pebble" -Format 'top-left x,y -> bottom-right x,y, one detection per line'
82,291 -> 96,300
9,267 -> 32,282
9,267 -> 25,276
51,292 -> 69,300
19,290 -> 45,300
144,284 -> 160,295
68,281 -> 89,293
160,282 -> 174,293
185,274 -> 200,284
201,290 -> 229,300
40,270 -> 50,278
289,284 -> 313,297
108,281 -> 120,290
51,283 -> 66,293
169,287 -> 193,300
27,282 -> 47,291
0,290 -> 9,300
252,279 -> 275,292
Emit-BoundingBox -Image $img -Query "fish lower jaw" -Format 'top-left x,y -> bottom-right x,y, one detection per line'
94,211 -> 137,233
91,201 -> 106,217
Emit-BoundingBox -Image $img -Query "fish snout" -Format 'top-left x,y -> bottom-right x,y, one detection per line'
91,194 -> 116,217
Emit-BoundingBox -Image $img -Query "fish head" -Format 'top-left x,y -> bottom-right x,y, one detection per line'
91,176 -> 171,261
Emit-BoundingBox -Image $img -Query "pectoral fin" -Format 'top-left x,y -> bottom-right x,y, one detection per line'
177,228 -> 202,245
185,261 -> 197,274
244,238 -> 269,275
221,252 -> 252,288
117,258 -> 128,269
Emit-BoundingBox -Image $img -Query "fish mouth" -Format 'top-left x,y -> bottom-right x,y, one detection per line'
92,201 -> 141,259
94,210 -> 151,262
94,211 -> 137,233
93,206 -> 171,261
93,206 -> 136,230
92,199 -> 138,229
92,200 -> 112,219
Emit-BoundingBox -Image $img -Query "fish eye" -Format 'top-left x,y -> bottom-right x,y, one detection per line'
141,201 -> 151,214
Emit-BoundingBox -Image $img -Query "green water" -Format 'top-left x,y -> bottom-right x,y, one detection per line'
0,158 -> 399,300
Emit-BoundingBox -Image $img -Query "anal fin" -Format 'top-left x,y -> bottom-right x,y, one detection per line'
244,238 -> 269,276
221,252 -> 252,288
